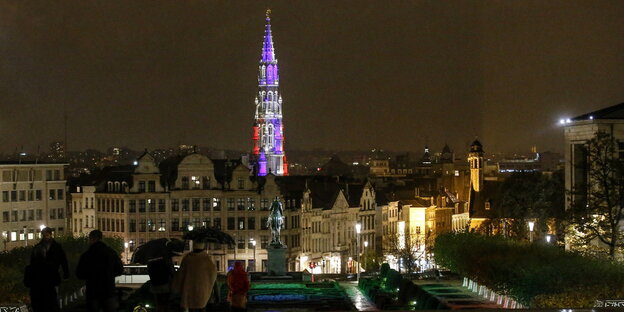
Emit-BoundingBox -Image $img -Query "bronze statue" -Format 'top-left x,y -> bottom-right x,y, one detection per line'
267,197 -> 284,247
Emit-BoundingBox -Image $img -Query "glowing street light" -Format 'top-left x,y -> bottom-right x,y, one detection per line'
528,221 -> 535,243
188,225 -> 194,251
363,241 -> 368,273
39,224 -> 46,238
250,238 -> 257,272
2,231 -> 7,251
355,222 -> 361,282
124,242 -> 130,263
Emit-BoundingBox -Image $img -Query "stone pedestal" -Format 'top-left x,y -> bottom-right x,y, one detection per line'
267,245 -> 287,275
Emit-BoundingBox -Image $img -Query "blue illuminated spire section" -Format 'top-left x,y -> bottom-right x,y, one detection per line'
262,10 -> 276,63
252,9 -> 288,176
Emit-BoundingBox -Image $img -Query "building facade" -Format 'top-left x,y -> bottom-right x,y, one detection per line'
71,153 -> 282,272
0,162 -> 67,251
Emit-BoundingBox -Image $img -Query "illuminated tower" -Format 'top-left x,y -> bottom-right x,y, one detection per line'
253,9 -> 288,176
468,139 -> 484,192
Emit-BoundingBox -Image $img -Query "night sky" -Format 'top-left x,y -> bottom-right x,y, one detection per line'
1,1 -> 623,155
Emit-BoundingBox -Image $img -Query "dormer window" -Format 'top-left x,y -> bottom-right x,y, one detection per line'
181,177 -> 189,190
191,176 -> 200,189
238,178 -> 245,190
139,181 -> 146,193
485,201 -> 491,210
148,181 -> 156,192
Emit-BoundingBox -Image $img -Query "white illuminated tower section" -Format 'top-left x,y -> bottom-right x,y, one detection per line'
253,9 -> 288,176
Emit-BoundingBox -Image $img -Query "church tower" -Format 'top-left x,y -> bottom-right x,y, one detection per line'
252,9 -> 288,176
468,139 -> 484,192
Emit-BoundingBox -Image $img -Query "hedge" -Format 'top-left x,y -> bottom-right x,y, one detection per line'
435,233 -> 624,308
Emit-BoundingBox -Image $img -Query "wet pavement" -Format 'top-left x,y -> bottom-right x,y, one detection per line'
340,281 -> 379,311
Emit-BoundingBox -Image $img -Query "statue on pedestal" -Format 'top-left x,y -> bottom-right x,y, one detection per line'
267,197 -> 285,247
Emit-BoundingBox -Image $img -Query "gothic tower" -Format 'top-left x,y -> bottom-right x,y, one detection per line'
252,9 -> 288,176
468,139 -> 484,192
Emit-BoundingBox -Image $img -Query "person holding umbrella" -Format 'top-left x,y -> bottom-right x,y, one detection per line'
132,238 -> 185,312
172,239 -> 217,312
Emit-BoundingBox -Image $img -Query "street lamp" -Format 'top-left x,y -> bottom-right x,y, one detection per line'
39,224 -> 46,238
124,242 -> 129,263
363,241 -> 368,273
528,221 -> 535,243
188,225 -> 194,251
355,222 -> 361,282
2,231 -> 7,251
250,238 -> 256,272
546,235 -> 551,243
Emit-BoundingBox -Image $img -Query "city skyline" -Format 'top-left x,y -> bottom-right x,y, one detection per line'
1,1 -> 624,154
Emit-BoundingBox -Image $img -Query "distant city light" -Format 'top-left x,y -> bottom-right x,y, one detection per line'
589,115 -> 594,120
559,119 -> 565,125
133,161 -> 138,166
566,118 -> 571,123
19,152 -> 26,156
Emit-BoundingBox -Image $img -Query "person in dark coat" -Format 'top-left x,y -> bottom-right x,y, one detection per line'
147,256 -> 175,312
76,230 -> 124,312
25,227 -> 69,312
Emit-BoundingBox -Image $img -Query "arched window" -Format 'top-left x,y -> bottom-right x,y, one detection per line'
267,65 -> 273,81
114,182 -> 120,192
260,124 -> 267,148
268,124 -> 275,147
261,65 -> 266,78
272,66 -> 278,80
107,182 -> 113,192
267,91 -> 273,102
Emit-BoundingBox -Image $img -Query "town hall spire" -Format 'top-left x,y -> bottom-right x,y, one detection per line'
252,9 -> 288,176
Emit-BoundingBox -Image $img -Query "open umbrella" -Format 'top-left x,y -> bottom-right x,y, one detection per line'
131,238 -> 185,264
183,226 -> 235,245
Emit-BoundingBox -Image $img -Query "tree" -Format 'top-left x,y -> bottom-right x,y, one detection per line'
385,229 -> 428,273
362,248 -> 382,272
482,171 -> 564,241
569,130 -> 624,259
